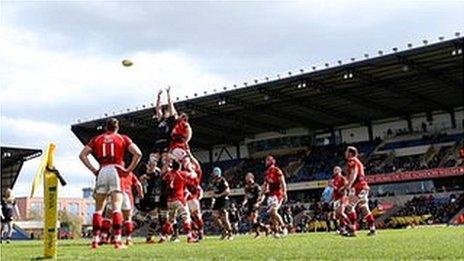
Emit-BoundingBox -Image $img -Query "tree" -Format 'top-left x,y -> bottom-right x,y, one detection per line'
59,209 -> 82,239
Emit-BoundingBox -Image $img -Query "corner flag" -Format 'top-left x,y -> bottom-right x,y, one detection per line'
30,143 -> 67,258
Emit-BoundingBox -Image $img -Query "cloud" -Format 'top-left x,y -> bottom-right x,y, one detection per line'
1,116 -> 95,197
0,26 -> 228,197
0,26 -> 230,124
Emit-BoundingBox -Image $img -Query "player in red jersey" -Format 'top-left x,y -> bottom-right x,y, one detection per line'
262,155 -> 288,238
159,154 -> 198,243
79,118 -> 142,249
165,87 -> 192,152
330,166 -> 349,235
182,154 -> 205,240
120,172 -> 144,245
344,146 -> 376,236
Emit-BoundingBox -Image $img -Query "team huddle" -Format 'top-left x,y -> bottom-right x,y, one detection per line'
79,88 -> 375,250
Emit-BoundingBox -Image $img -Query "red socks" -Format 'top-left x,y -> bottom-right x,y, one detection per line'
339,214 -> 349,228
92,213 -> 103,238
124,221 -> 134,237
112,211 -> 123,240
348,211 -> 357,224
101,219 -> 112,235
162,222 -> 173,236
195,219 -> 204,231
183,222 -> 192,234
365,213 -> 375,229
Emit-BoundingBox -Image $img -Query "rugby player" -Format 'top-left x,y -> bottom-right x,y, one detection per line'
120,171 -> 144,245
166,87 -> 192,153
330,166 -> 349,235
1,189 -> 20,244
262,155 -> 288,238
153,89 -> 176,166
138,153 -> 167,243
160,154 -> 198,243
241,172 -> 267,238
228,203 -> 240,236
183,154 -> 205,240
210,167 -> 233,240
79,118 -> 142,249
343,146 -> 376,236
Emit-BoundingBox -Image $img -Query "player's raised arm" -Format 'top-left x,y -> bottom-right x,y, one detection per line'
79,145 -> 98,175
126,143 -> 142,173
184,120 -> 192,142
166,86 -> 178,118
154,89 -> 163,120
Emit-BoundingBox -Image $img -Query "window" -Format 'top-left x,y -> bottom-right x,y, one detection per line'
68,203 -> 80,215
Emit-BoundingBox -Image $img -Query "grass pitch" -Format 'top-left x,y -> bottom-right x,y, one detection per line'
1,227 -> 463,260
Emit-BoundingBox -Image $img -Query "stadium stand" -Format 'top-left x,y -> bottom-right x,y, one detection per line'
387,193 -> 464,228
71,36 -> 464,235
1,146 -> 42,192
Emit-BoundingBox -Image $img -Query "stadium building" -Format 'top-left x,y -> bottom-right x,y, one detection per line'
72,36 -> 464,230
1,146 -> 42,193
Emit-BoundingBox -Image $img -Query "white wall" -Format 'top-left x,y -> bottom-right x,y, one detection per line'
455,108 -> 464,129
372,119 -> 408,139
340,126 -> 369,143
411,113 -> 427,132
245,127 -> 309,143
240,144 -> 249,159
410,111 -> 454,132
193,144 -> 248,163
431,112 -> 453,131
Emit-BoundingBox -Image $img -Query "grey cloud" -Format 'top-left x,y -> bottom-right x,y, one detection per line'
4,1 -> 464,79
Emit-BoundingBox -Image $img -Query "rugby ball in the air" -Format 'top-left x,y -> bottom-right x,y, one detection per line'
122,59 -> 133,67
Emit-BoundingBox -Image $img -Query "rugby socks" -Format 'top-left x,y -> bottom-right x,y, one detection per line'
101,218 -> 112,242
124,221 -> 134,240
252,222 -> 259,233
194,218 -> 204,232
365,213 -> 375,230
348,211 -> 357,224
92,213 -> 103,242
348,211 -> 358,232
183,222 -> 192,236
147,221 -> 157,238
339,213 -> 349,230
173,222 -> 179,238
112,210 -> 123,242
162,221 -> 173,236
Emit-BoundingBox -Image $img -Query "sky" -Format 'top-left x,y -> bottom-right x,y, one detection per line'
1,0 -> 463,198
